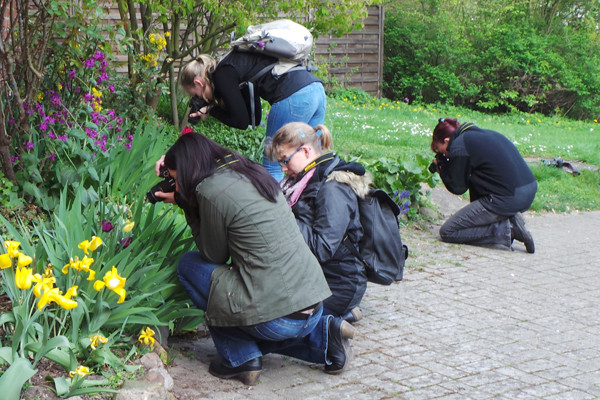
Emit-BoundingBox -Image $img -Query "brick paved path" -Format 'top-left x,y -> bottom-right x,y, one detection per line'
167,209 -> 600,399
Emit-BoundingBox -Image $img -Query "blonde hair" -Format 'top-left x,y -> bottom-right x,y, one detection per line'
266,122 -> 333,161
180,54 -> 217,89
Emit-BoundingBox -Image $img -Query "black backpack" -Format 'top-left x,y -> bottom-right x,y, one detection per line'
321,157 -> 409,285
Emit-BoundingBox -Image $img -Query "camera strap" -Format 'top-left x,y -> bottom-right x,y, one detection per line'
216,154 -> 239,169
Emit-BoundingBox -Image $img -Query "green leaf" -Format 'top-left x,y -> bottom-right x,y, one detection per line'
0,357 -> 37,400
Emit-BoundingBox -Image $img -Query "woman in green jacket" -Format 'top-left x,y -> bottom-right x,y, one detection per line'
160,132 -> 356,385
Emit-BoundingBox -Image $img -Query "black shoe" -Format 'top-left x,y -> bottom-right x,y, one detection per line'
510,213 -> 535,254
209,356 -> 262,386
341,307 -> 363,324
325,317 -> 355,375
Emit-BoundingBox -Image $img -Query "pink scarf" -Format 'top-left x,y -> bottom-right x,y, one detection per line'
280,168 -> 317,207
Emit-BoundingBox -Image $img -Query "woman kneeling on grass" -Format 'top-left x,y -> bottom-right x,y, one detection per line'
267,122 -> 370,324
158,132 -> 355,386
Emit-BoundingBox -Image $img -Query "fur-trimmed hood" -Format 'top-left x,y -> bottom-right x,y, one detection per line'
327,170 -> 372,199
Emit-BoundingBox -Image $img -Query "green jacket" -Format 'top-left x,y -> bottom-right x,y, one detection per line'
185,168 -> 331,327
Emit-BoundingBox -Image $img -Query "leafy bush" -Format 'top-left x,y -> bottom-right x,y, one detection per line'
363,154 -> 440,219
383,3 -> 600,120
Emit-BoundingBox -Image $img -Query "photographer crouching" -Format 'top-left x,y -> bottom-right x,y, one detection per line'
429,118 -> 537,253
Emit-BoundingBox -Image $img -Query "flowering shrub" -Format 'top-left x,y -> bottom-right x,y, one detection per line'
13,49 -> 133,210
0,187 -> 202,398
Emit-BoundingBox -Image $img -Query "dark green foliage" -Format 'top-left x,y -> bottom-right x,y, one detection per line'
383,2 -> 600,120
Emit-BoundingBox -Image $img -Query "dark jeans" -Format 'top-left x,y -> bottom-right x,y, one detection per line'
439,199 -> 512,247
177,251 -> 333,368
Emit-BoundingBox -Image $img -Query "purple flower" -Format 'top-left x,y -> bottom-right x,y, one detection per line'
10,156 -> 19,164
83,92 -> 94,103
69,70 -> 76,80
23,141 -> 34,150
48,153 -> 55,161
399,190 -> 410,199
8,118 -> 14,125
85,128 -> 98,139
108,85 -> 115,93
57,135 -> 67,142
93,50 -> 105,61
96,72 -> 108,85
404,97 -> 409,103
120,236 -> 133,249
107,109 -> 115,119
84,59 -> 95,68
101,219 -> 114,232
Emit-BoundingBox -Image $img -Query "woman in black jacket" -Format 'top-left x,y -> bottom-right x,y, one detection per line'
267,122 -> 370,323
180,53 -> 326,182
430,118 -> 537,253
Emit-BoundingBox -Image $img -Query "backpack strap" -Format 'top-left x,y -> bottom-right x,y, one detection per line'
240,62 -> 311,129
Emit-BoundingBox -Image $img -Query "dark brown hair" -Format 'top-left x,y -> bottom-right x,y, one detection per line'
431,118 -> 460,152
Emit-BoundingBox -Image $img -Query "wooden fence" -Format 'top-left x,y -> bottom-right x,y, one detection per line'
99,4 -> 385,97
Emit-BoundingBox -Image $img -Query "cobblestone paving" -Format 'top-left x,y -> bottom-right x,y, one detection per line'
167,209 -> 600,399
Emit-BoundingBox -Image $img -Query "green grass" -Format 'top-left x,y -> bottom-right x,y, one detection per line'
323,97 -> 600,212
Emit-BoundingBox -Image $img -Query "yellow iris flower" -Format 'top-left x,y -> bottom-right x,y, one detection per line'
89,334 -> 108,350
37,285 -> 78,311
123,220 -> 135,233
62,256 -> 96,281
15,266 -> 34,290
17,253 -> 33,268
138,326 -> 155,347
78,236 -> 103,255
32,273 -> 56,298
4,241 -> 21,258
93,266 -> 126,303
69,365 -> 89,378
0,253 -> 11,269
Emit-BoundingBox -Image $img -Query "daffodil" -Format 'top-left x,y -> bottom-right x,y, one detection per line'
0,253 -> 11,269
69,365 -> 89,378
123,220 -> 134,233
4,241 -> 21,258
138,326 -> 155,347
37,286 -> 78,311
93,266 -> 126,303
89,334 -> 108,350
17,253 -> 33,268
15,266 -> 34,289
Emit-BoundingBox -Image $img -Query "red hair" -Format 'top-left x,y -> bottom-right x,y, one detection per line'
431,118 -> 460,151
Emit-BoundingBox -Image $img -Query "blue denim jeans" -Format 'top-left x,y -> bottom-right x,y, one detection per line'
439,199 -> 512,247
177,251 -> 333,368
264,82 -> 327,181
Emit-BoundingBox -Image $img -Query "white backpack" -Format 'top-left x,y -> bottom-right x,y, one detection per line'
230,19 -> 316,128
231,19 -> 314,76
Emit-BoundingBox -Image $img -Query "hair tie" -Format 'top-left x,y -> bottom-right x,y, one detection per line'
315,129 -> 322,137
296,128 -> 305,138
439,118 -> 445,123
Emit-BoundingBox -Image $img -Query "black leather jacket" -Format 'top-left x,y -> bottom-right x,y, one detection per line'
291,155 -> 370,315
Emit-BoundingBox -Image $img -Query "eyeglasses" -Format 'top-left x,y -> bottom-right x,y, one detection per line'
279,146 -> 304,166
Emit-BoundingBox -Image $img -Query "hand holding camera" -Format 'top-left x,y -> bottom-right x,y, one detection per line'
146,165 -> 176,204
188,95 -> 209,125
428,153 -> 449,174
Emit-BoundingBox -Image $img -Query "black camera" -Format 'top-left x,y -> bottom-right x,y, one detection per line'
429,153 -> 448,174
146,166 -> 175,204
188,95 -> 207,125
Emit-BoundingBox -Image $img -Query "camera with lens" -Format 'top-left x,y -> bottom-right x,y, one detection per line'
146,166 -> 175,204
428,153 -> 448,174
188,95 -> 207,125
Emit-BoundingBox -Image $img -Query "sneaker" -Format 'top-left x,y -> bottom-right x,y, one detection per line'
209,356 -> 262,386
324,317 -> 355,375
510,213 -> 535,254
341,307 -> 363,324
